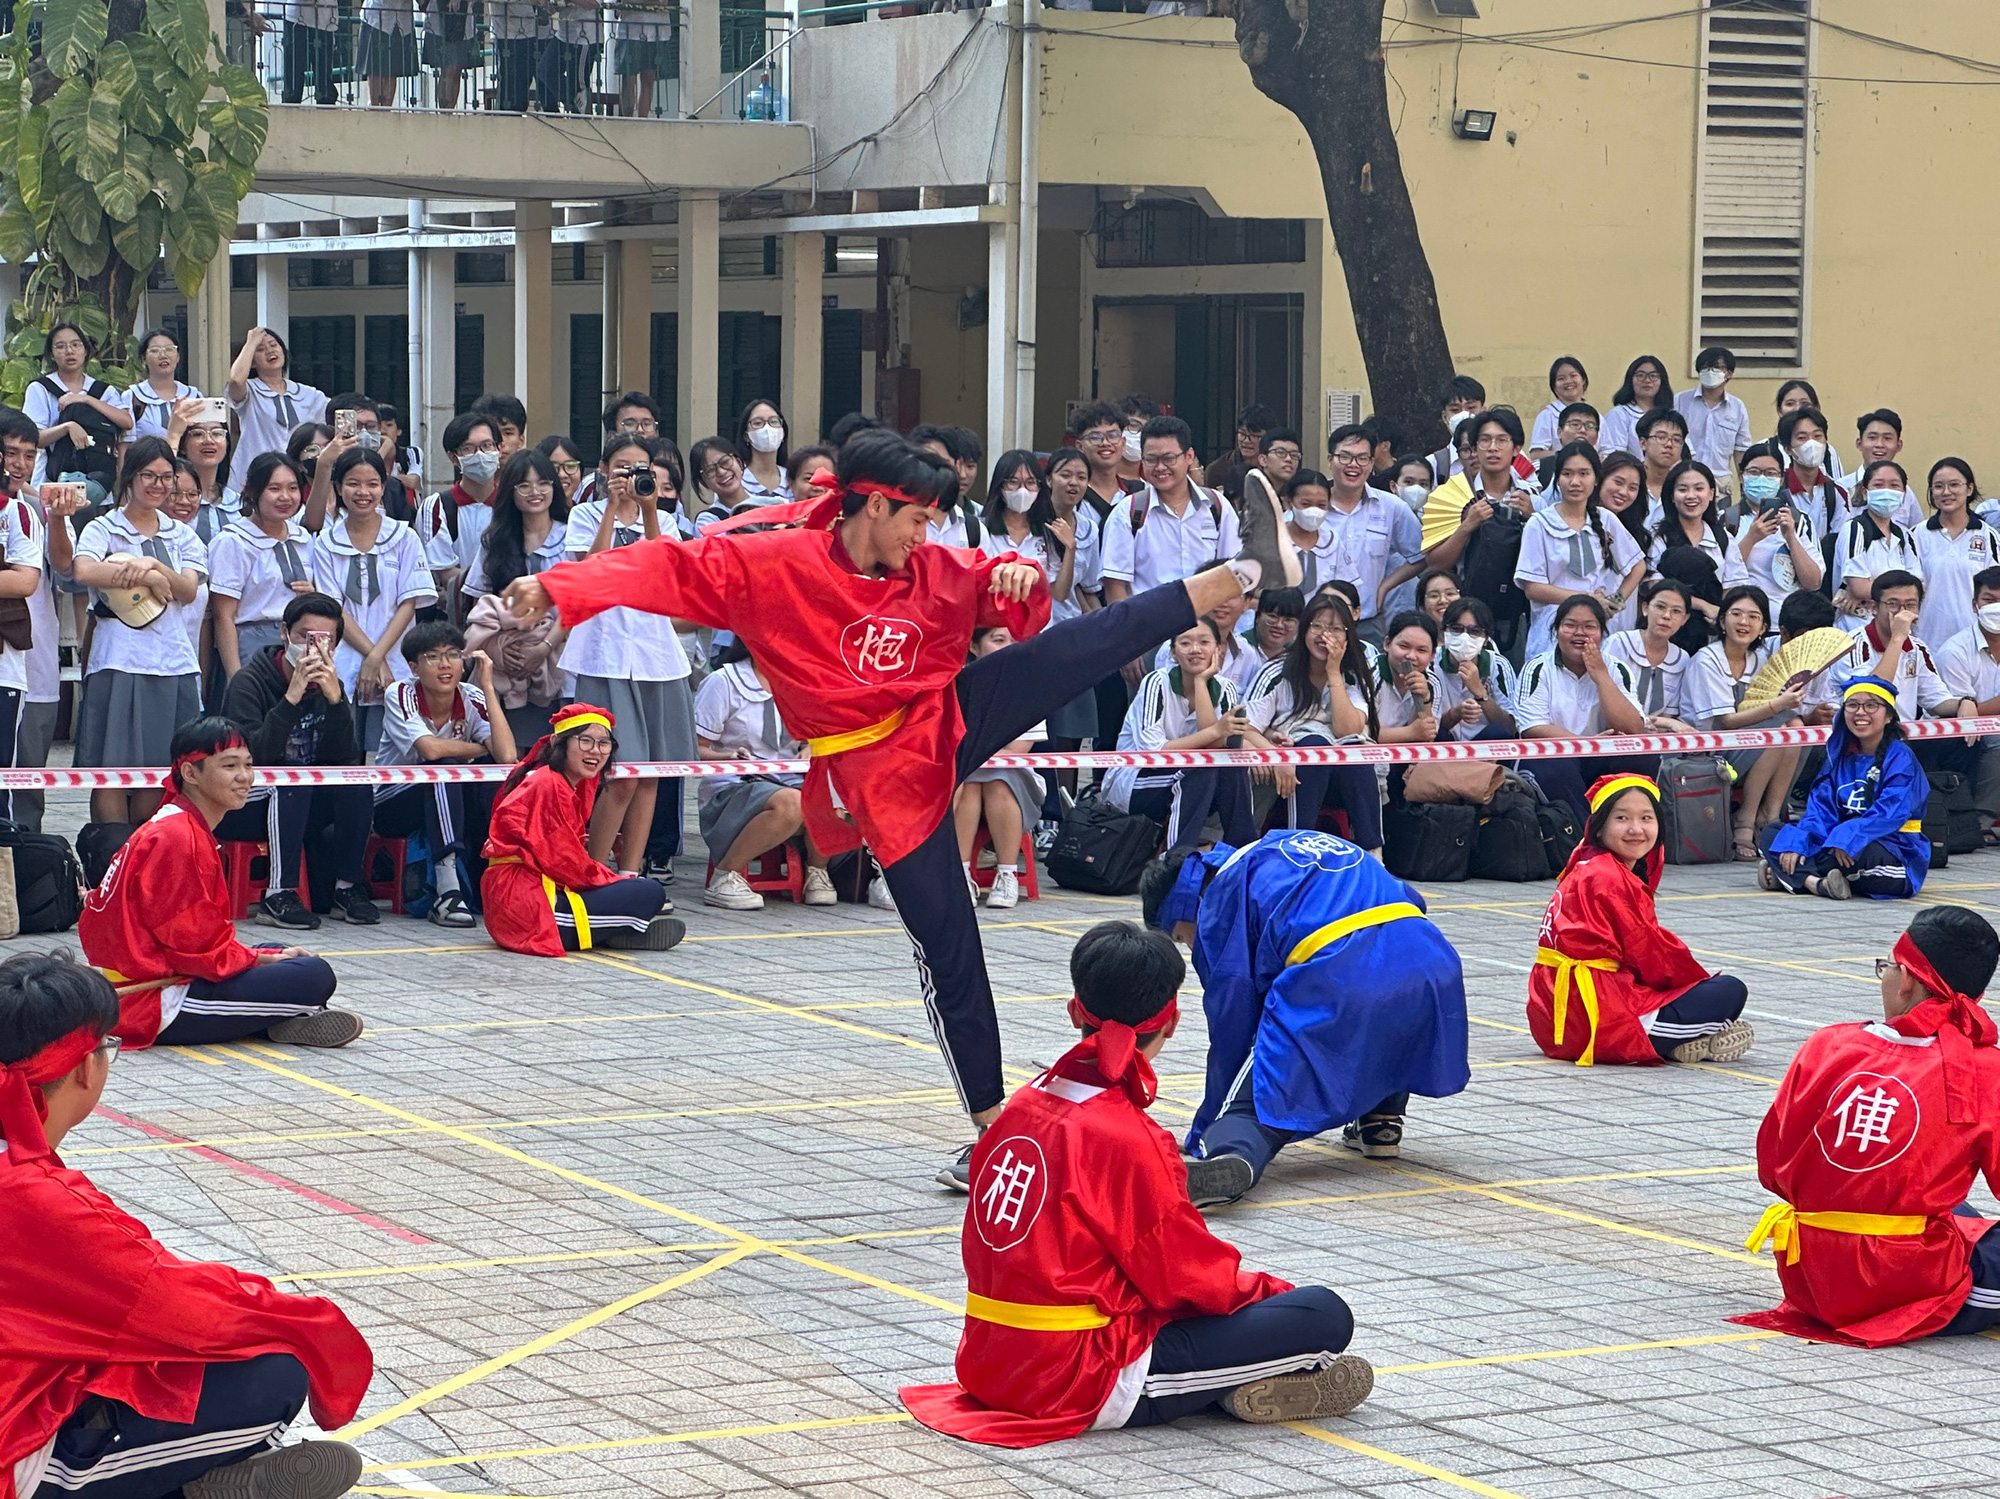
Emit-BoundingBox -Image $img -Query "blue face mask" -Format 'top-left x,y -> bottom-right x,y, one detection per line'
1741,474 -> 1782,504
1865,489 -> 1902,517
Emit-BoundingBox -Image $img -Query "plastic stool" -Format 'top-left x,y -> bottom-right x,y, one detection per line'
363,835 -> 409,915
705,838 -> 807,903
221,840 -> 307,921
968,824 -> 1039,901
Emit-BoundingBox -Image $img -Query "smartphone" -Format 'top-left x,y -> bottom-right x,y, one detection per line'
40,481 -> 81,512
306,629 -> 333,662
334,409 -> 358,440
197,397 -> 228,426
1759,490 -> 1789,514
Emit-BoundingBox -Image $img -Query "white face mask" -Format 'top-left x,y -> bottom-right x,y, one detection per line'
1397,483 -> 1429,512
1122,430 -> 1143,463
748,424 -> 784,454
1698,366 -> 1728,391
1003,486 -> 1037,514
1442,629 -> 1483,660
1791,438 -> 1825,470
1980,604 -> 2000,634
1447,409 -> 1472,433
1290,505 -> 1327,531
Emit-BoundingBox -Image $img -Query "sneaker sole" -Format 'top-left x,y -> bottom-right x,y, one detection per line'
803,893 -> 838,906
255,912 -> 320,931
1819,868 -> 1851,900
936,1167 -> 970,1192
325,903 -> 380,925
1237,470 -> 1304,589
1340,1133 -> 1402,1160
631,915 -> 687,951
1185,1152 -> 1256,1208
186,1439 -> 365,1499
265,1009 -> 365,1048
1675,1019 -> 1755,1064
703,893 -> 766,910
1224,1356 -> 1374,1424
427,910 -> 477,928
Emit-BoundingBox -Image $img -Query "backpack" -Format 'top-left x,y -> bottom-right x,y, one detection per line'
824,847 -> 880,902
1656,755 -> 1733,865
36,376 -> 121,487
1383,801 -> 1475,883
1518,776 -> 1582,872
1469,784 -> 1548,882
1129,484 -> 1226,554
76,820 -> 139,890
1457,506 -> 1528,624
1922,771 -> 1979,868
0,822 -> 84,933
1047,787 -> 1161,895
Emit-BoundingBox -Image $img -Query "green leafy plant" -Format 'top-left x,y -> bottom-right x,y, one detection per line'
0,0 -> 267,402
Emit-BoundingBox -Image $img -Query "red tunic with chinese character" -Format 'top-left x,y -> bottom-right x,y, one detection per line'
1527,842 -> 1711,1065
898,1041 -> 1291,1447
1731,1014 -> 2000,1346
78,801 -> 261,1048
480,764 -> 623,958
538,523 -> 1049,866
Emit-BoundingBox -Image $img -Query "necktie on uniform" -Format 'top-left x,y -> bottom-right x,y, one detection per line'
344,551 -> 380,606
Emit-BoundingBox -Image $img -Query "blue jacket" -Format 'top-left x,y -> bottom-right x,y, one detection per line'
1186,831 -> 1470,1141
1768,732 -> 1930,896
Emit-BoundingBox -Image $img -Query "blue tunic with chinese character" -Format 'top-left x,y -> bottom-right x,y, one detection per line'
1766,728 -> 1929,896
1185,831 -> 1471,1141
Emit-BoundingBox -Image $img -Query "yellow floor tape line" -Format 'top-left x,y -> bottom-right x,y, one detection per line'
359,1413 -> 921,1471
575,952 -> 937,1053
1285,1423 -> 1530,1499
355,1488 -> 565,1498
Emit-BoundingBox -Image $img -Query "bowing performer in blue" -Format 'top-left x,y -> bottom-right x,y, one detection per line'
1140,830 -> 1470,1206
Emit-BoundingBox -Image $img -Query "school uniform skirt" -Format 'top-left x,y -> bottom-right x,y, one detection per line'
76,670 -> 203,767
357,22 -> 419,76
699,776 -> 802,862
963,765 -> 1046,832
572,675 -> 695,763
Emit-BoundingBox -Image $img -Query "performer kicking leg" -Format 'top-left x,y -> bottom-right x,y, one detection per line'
79,718 -> 364,1050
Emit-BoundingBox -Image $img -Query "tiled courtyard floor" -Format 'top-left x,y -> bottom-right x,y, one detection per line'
20,784 -> 2000,1498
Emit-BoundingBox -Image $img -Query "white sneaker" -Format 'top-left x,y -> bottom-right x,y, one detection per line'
965,869 -> 983,905
867,875 -> 898,911
987,867 -> 1019,908
704,869 -> 764,910
802,866 -> 837,906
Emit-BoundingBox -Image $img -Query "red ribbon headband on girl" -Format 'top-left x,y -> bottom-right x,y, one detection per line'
0,1024 -> 103,1165
1890,929 -> 1999,1124
1065,996 -> 1179,1084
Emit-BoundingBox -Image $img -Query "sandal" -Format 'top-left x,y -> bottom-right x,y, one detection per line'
1731,825 -> 1758,862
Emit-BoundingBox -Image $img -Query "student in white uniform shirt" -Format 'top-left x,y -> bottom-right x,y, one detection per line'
689,436 -> 765,532
1634,407 -> 1691,531
1371,612 -> 1443,744
1433,596 -> 1519,741
1674,346 -> 1753,481
1529,356 -> 1589,460
224,327 -> 327,494
1513,594 -> 1650,824
1277,469 -> 1337,598
1848,410 -> 1924,530
1100,414 -> 1243,604
208,453 -> 315,679
124,329 -> 203,443
561,432 -> 698,877
735,399 -> 794,502
1934,566 -> 2000,835
911,424 -> 986,549
463,450 -> 571,749
25,321 -> 131,493
1595,354 -> 1673,460
307,447 -> 438,756
1147,562 -> 1259,689
461,449 -> 571,602
1914,456 -> 1996,652
1243,594 -> 1383,853
1834,460 -> 1925,635
1732,440 -> 1824,620
1602,578 -> 1694,728
1648,459 -> 1745,635
1831,570 -> 1970,728
0,482 -> 43,823
50,438 -> 208,827
952,627 -> 1049,910
0,412 -> 59,830
1516,441 -> 1646,660
1685,585 -> 1804,860
1320,423 -> 1425,642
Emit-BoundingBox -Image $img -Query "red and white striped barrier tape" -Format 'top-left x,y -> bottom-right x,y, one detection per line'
11,716 -> 1999,790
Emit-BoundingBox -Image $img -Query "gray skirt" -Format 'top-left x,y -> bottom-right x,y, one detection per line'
699,776 -> 802,863
236,618 -> 284,664
1044,685 -> 1097,741
964,765 -> 1046,835
76,669 -> 203,768
357,22 -> 420,76
573,674 -> 696,763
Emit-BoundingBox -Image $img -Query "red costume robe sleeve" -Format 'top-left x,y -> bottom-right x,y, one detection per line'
539,532 -> 743,633
480,767 -> 622,957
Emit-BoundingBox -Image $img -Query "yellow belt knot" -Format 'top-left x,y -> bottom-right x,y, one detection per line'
1536,947 -> 1619,1065
964,1292 -> 1110,1331
1745,1202 -> 1931,1265
806,706 -> 908,758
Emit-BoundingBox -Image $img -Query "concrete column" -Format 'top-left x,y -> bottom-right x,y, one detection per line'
779,232 -> 822,441
418,245 -> 457,479
512,199 -> 554,432
676,192 -> 719,444
192,245 -> 234,398
1301,217 -> 1326,465
604,234 -> 653,406
255,254 -> 289,343
685,0 -> 721,118
984,218 -> 1016,481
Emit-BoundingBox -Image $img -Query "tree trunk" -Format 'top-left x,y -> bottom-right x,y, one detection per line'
1234,0 -> 1456,452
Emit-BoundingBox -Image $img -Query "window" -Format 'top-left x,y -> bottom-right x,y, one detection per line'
568,313 -> 604,465
363,315 -> 408,413
231,257 -> 255,290
649,311 -> 678,442
720,236 -> 778,279
821,308 -> 865,439
368,251 -> 409,287
554,245 -> 604,284
1692,0 -> 1811,374
719,312 -> 780,431
1092,202 -> 1305,269
289,257 -> 354,288
455,313 -> 485,414
456,251 -> 509,285
290,316 -> 355,397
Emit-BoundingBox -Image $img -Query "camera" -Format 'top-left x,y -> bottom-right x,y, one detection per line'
624,463 -> 657,498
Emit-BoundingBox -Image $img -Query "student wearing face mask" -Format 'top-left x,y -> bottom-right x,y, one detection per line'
1934,565 -> 2000,841
1424,375 -> 1488,484
736,398 -> 793,501
1835,461 -> 1925,635
435,412 -> 503,595
1116,393 -> 1161,488
1915,457 -> 1997,651
1776,405 -> 1847,583
1432,597 -> 1518,740
1733,441 -> 1823,619
1280,469 -> 1334,596
980,450 -> 1078,617
1674,347 -> 1752,482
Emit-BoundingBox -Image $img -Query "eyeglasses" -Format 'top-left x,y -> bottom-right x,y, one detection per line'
571,734 -> 613,751
702,457 -> 739,477
1266,446 -> 1303,461
746,415 -> 783,430
132,469 -> 176,489
456,442 -> 498,456
418,650 -> 464,666
1329,450 -> 1371,468
1081,430 -> 1122,446
1306,622 -> 1347,638
1474,435 -> 1514,449
553,461 -> 582,477
618,418 -> 660,435
95,1034 -> 121,1061
1874,958 -> 1901,979
1140,453 -> 1187,471
515,481 -> 554,498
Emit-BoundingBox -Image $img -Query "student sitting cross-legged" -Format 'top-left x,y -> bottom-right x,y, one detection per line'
900,920 -> 1372,1446
79,718 -> 361,1050
0,952 -> 372,1499
372,621 -> 519,929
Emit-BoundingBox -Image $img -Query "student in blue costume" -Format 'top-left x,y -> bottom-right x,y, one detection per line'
1759,676 -> 1930,901
1139,831 -> 1470,1206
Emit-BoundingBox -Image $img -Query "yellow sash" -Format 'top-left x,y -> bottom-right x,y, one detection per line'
1745,1202 -> 1930,1265
965,1292 -> 1110,1331
544,875 -> 591,950
1900,819 -> 1922,834
1285,902 -> 1425,967
806,706 -> 909,758
1535,947 -> 1620,1066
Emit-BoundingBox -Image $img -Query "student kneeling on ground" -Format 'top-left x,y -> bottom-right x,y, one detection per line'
900,921 -> 1372,1446
79,718 -> 361,1049
480,703 -> 686,955
218,591 -> 381,931
1530,774 -> 1751,1066
372,620 -> 518,929
0,952 -> 371,1499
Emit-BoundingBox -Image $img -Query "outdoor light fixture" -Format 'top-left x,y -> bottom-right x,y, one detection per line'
1454,109 -> 1497,142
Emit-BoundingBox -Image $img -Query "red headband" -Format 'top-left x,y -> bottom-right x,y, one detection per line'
0,1024 -> 103,1165
1890,930 -> 1998,1123
165,731 -> 247,794
1065,997 -> 1179,1105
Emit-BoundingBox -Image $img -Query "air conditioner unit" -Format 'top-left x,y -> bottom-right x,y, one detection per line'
1324,388 -> 1365,431
1429,0 -> 1479,17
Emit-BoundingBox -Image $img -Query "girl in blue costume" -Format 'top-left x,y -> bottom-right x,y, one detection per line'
1139,831 -> 1469,1205
1760,676 -> 1929,900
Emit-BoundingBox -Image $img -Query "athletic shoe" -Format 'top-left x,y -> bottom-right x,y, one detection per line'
1757,863 -> 1780,892
607,914 -> 687,952
802,867 -> 838,906
1184,1151 -> 1255,1209
1235,468 -> 1303,590
1671,1019 -> 1755,1065
1222,1355 -> 1375,1424
704,869 -> 765,910
937,1141 -> 975,1192
327,884 -> 380,925
1817,866 -> 1852,900
1340,1115 -> 1403,1160
427,889 -> 476,928
184,1439 -> 364,1499
867,876 -> 898,911
965,869 -> 983,906
256,889 -> 319,932
266,1009 -> 365,1049
657,863 -> 677,886
987,867 -> 1019,909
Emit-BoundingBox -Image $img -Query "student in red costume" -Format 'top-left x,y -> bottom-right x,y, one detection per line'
480,703 -> 686,955
78,718 -> 361,1050
900,922 -> 1370,1447
0,952 -> 371,1499
505,429 -> 1278,1179
1737,905 -> 2000,1346
1529,773 -> 1751,1065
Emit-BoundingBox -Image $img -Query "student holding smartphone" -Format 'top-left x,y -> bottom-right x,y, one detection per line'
1733,440 -> 1824,621
125,329 -> 205,441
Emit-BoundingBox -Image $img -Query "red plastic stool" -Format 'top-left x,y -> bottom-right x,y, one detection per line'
363,835 -> 409,915
968,824 -> 1039,900
221,840 -> 308,921
705,838 -> 807,903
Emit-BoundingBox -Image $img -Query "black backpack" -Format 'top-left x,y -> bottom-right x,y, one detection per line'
1457,506 -> 1528,624
1047,788 -> 1160,896
1383,801 -> 1475,883
1923,771 -> 1979,868
1533,792 -> 1582,873
76,820 -> 139,890
0,822 -> 84,933
1470,787 -> 1548,882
